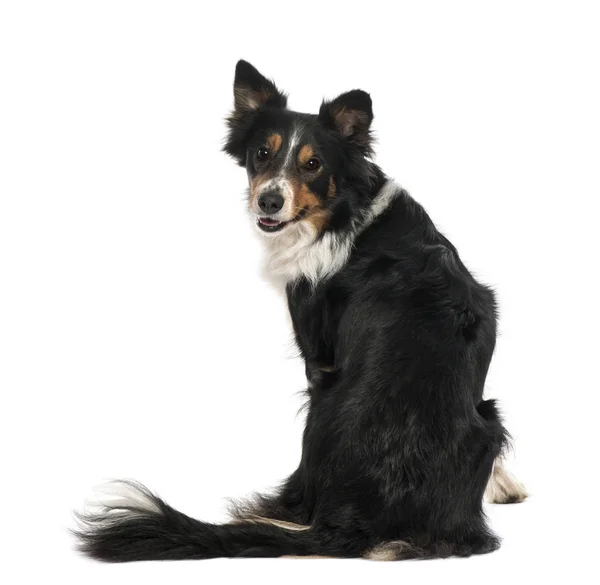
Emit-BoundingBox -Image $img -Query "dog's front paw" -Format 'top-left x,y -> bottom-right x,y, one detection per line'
485,461 -> 528,504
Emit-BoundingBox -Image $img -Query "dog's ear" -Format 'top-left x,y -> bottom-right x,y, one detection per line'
233,60 -> 287,112
318,90 -> 373,155
224,60 -> 287,165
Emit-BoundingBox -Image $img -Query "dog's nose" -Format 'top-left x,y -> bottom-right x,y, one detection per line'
258,191 -> 284,214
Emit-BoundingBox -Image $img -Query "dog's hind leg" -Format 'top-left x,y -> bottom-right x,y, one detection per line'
485,458 -> 528,504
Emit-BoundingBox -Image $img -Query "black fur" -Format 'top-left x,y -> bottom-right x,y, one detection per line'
74,60 -> 510,562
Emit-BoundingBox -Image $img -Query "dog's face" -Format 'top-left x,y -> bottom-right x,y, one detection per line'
245,113 -> 337,235
224,61 -> 374,238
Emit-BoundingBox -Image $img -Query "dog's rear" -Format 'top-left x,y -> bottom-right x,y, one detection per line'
75,476 -> 512,561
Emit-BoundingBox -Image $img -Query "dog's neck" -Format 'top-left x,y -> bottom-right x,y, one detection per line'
260,178 -> 401,287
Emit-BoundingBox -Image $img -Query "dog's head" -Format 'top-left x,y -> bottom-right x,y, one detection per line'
224,60 -> 374,238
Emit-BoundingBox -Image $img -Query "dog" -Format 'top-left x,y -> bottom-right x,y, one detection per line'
75,60 -> 527,562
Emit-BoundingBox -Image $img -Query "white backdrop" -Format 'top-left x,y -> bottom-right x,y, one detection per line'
1,1 -> 599,583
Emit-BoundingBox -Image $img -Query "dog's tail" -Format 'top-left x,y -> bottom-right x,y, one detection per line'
73,480 -> 348,561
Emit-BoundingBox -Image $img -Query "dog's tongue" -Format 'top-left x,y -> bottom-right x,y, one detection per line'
259,218 -> 280,226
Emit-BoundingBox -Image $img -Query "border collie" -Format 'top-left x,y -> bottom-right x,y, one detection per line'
75,60 -> 527,562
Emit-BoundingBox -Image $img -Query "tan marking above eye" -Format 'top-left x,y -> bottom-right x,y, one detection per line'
298,145 -> 315,166
267,133 -> 283,153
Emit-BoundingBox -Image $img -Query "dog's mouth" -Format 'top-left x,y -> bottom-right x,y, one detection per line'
257,217 -> 288,233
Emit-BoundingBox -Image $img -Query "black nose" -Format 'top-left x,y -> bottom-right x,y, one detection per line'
258,191 -> 284,214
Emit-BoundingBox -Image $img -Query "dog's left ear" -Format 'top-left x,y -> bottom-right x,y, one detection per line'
224,60 -> 287,165
318,90 -> 373,154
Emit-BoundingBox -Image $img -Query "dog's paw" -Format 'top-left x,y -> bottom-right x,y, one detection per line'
485,462 -> 528,504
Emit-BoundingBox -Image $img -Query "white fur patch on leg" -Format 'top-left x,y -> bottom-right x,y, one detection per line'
365,540 -> 420,561
485,459 -> 528,504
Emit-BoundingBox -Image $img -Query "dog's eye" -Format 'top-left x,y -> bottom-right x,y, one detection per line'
305,158 -> 321,171
256,147 -> 269,161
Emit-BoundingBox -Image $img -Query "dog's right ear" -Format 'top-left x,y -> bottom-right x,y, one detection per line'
233,60 -> 287,113
224,60 -> 287,166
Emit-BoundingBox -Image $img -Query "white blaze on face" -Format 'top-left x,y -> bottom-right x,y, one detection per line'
282,125 -> 303,171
